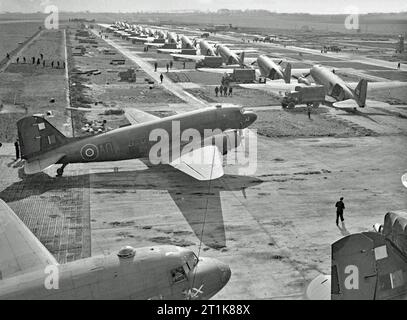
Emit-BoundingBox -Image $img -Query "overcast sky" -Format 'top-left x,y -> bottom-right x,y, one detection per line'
1,0 -> 407,14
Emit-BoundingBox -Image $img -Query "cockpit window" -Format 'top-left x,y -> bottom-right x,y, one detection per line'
171,266 -> 187,284
185,252 -> 199,270
240,108 -> 246,114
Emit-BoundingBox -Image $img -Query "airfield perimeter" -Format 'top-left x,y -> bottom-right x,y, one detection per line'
0,20 -> 406,299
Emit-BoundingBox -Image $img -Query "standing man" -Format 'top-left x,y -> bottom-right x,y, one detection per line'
220,85 -> 224,97
23,57 -> 26,63
223,86 -> 228,97
335,197 -> 346,226
307,105 -> 312,120
183,61 -> 186,69
166,63 -> 169,73
215,86 -> 219,97
229,86 -> 233,96
169,61 -> 173,69
154,61 -> 158,72
14,140 -> 20,161
160,73 -> 164,84
398,62 -> 401,70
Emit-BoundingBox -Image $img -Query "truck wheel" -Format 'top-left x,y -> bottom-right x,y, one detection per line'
288,102 -> 295,109
313,102 -> 320,108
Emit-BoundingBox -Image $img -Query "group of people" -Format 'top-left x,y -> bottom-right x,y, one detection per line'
153,61 -> 174,73
215,85 -> 233,97
6,52 -> 65,69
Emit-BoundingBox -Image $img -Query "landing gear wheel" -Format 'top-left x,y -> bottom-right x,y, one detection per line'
56,163 -> 68,177
56,168 -> 64,177
288,102 -> 295,109
281,103 -> 288,109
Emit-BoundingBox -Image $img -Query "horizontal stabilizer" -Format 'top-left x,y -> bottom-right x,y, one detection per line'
24,153 -> 66,175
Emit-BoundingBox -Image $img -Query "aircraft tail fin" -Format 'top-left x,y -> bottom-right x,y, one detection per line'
283,63 -> 292,84
332,231 -> 407,300
353,79 -> 368,107
239,51 -> 245,66
17,116 -> 70,161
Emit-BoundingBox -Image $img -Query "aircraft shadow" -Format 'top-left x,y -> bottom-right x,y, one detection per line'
0,166 -> 263,250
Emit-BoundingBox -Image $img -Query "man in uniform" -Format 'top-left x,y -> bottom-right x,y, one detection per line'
335,197 -> 346,226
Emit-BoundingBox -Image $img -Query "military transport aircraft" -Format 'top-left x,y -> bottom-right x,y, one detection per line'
306,211 -> 407,300
0,200 -> 231,300
17,105 -> 257,179
198,54 -> 308,84
240,64 -> 407,109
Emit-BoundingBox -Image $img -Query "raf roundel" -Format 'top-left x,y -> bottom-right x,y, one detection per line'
81,144 -> 99,161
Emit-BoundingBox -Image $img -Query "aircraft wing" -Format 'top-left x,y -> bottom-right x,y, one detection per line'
333,99 -> 390,109
157,48 -> 183,54
125,108 -> 160,125
171,54 -> 205,62
0,200 -> 58,280
292,68 -> 311,78
170,145 -> 224,181
145,42 -> 165,48
239,81 -> 301,94
347,81 -> 407,91
197,68 -> 235,74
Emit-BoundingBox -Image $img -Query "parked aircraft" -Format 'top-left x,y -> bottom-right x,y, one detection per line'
17,105 -> 257,180
240,64 -> 407,109
0,200 -> 231,300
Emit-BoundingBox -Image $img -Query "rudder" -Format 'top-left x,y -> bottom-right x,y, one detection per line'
354,79 -> 368,107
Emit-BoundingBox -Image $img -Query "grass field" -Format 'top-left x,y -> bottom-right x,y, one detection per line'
0,21 -> 42,61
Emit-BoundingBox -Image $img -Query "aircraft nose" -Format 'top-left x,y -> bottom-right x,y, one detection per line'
218,261 -> 231,285
191,257 -> 231,299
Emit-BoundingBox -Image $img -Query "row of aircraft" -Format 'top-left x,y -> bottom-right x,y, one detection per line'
108,22 -> 407,111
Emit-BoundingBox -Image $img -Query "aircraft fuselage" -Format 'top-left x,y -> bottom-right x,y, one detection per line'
0,246 -> 230,300
257,55 -> 284,80
310,66 -> 354,101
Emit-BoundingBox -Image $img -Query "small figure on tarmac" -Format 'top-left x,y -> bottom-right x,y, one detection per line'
160,73 -> 164,84
307,105 -> 312,120
169,61 -> 173,69
37,58 -> 41,65
154,61 -> 158,72
220,85 -> 224,97
32,56 -> 35,64
215,86 -> 219,97
228,86 -> 233,96
57,61 -> 60,68
398,62 -> 401,70
14,140 -> 20,161
40,53 -> 44,60
166,63 -> 169,72
51,61 -> 54,68
23,57 -> 26,63
43,60 -> 46,68
335,197 -> 346,226
223,86 -> 228,97
16,57 -> 19,64
183,61 -> 186,69
6,53 -> 10,60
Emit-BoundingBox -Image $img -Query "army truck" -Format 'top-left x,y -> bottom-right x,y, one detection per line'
222,69 -> 256,85
281,85 -> 326,109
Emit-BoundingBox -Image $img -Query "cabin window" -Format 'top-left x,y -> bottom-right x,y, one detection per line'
38,123 -> 46,131
171,266 -> 187,284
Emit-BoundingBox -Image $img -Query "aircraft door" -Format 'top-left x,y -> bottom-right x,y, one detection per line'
332,233 -> 378,300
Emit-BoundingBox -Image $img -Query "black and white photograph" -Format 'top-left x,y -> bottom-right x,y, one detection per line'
0,0 -> 406,307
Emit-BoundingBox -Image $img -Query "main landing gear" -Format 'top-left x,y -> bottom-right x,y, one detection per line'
56,163 -> 68,177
